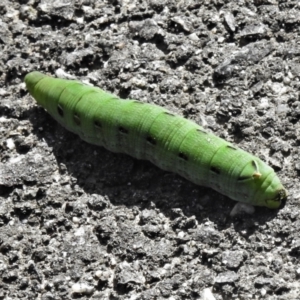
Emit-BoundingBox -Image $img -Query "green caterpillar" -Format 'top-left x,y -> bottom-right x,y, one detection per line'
25,71 -> 287,208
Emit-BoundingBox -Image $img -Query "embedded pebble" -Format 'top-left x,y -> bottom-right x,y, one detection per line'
230,203 -> 255,217
215,271 -> 239,284
201,288 -> 216,300
72,283 -> 94,295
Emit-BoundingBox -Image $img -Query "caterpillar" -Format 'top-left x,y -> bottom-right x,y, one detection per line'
25,71 -> 287,208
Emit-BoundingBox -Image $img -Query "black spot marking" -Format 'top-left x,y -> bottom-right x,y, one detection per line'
146,136 -> 156,145
132,100 -> 143,104
178,152 -> 188,161
74,114 -> 80,126
210,166 -> 221,174
119,126 -> 128,134
94,120 -> 102,129
237,176 -> 250,182
226,145 -> 237,150
57,105 -> 64,117
164,112 -> 175,116
197,128 -> 207,134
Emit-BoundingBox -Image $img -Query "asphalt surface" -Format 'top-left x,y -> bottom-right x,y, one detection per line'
0,1 -> 299,299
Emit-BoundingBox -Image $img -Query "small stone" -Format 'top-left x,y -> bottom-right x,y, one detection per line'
230,203 -> 255,217
72,283 -> 94,295
221,250 -> 244,269
201,288 -> 216,300
224,12 -> 236,32
215,271 -> 239,284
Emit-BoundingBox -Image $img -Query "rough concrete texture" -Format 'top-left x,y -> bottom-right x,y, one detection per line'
0,0 -> 299,299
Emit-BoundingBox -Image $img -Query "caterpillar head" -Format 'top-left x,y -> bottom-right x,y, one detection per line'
239,159 -> 287,209
255,172 -> 288,209
264,188 -> 287,209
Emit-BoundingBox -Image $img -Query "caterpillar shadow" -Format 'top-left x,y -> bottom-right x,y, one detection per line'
27,106 -> 281,233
